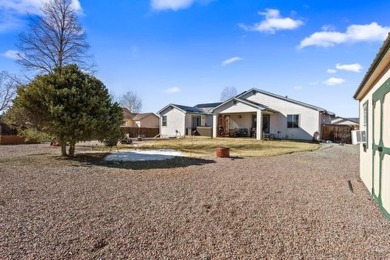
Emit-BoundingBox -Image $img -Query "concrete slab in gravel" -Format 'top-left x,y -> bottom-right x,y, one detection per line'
104,149 -> 182,162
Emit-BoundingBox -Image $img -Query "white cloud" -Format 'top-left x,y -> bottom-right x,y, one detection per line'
151,0 -> 211,11
221,56 -> 243,66
240,9 -> 303,34
0,0 -> 82,14
336,63 -> 362,73
164,87 -> 180,93
293,85 -> 302,90
3,50 -> 23,59
0,0 -> 82,33
323,77 -> 345,86
299,22 -> 390,49
327,69 -> 337,74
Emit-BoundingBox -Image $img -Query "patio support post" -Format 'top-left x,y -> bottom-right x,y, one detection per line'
212,114 -> 218,138
256,110 -> 262,140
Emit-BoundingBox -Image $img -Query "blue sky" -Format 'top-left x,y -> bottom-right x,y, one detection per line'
1,0 -> 390,117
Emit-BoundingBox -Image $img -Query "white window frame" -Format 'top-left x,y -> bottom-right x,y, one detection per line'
162,116 -> 167,127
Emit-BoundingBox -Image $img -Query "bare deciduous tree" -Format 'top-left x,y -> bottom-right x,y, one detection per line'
0,71 -> 19,114
16,0 -> 92,74
220,86 -> 237,101
120,91 -> 142,113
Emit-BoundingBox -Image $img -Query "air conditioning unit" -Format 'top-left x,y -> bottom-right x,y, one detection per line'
351,130 -> 367,145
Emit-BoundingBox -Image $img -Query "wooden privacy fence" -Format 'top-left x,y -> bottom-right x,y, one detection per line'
121,127 -> 159,138
321,124 -> 353,144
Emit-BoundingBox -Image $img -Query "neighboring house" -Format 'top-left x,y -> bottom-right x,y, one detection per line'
353,33 -> 390,218
121,108 -> 159,128
133,113 -> 159,128
158,103 -> 221,137
122,107 -> 136,127
210,88 -> 334,141
331,116 -> 359,129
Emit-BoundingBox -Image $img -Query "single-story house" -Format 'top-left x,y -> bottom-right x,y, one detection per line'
121,108 -> 159,128
158,103 -> 221,137
353,33 -> 390,218
158,89 -> 334,141
122,107 -> 136,127
133,113 -> 159,128
210,88 -> 334,141
331,116 -> 359,129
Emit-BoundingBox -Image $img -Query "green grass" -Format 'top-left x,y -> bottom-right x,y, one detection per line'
115,136 -> 320,157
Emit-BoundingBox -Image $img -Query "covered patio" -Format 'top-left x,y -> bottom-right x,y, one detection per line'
211,98 -> 278,140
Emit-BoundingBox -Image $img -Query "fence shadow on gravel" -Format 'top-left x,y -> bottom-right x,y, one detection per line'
62,153 -> 216,170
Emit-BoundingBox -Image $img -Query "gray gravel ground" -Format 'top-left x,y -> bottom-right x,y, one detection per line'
1,143 -> 390,259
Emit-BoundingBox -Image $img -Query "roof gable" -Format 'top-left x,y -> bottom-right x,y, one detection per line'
354,33 -> 390,100
122,107 -> 136,119
157,104 -> 202,115
240,88 -> 334,115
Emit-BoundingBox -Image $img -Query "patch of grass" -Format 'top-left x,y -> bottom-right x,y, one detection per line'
113,137 -> 320,157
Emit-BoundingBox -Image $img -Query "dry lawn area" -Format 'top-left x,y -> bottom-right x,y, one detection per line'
119,136 -> 320,157
1,143 -> 390,259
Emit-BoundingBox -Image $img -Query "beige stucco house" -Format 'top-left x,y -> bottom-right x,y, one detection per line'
122,108 -> 159,128
122,107 -> 136,127
353,33 -> 390,219
158,89 -> 333,140
211,88 -> 334,141
133,113 -> 159,128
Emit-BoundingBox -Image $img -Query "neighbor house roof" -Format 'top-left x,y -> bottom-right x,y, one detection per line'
122,107 -> 136,119
354,33 -> 390,100
133,113 -> 158,121
331,116 -> 359,125
239,88 -> 335,115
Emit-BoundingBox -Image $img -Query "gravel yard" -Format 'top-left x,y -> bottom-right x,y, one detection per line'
1,143 -> 390,258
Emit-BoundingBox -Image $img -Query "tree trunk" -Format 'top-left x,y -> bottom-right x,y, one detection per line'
61,142 -> 67,156
68,142 -> 76,157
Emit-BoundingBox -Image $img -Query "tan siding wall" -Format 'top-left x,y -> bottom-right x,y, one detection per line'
359,69 -> 390,197
137,115 -> 159,128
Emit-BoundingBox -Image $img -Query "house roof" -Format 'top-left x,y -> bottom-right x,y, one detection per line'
157,104 -> 202,115
133,113 -> 158,121
122,107 -> 136,119
354,33 -> 390,100
239,88 -> 335,115
331,116 -> 359,125
195,102 -> 223,108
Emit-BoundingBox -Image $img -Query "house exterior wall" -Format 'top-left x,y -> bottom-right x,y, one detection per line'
358,68 -> 390,203
228,114 -> 253,132
204,115 -> 213,127
214,100 -> 258,114
123,118 -> 136,127
160,108 -> 186,137
137,115 -> 159,128
244,93 -> 321,140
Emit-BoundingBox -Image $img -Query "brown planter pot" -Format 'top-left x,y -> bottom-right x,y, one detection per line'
216,147 -> 230,158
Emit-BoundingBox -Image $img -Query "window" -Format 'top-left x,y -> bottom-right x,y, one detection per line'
287,114 -> 299,128
363,101 -> 368,149
162,116 -> 167,127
